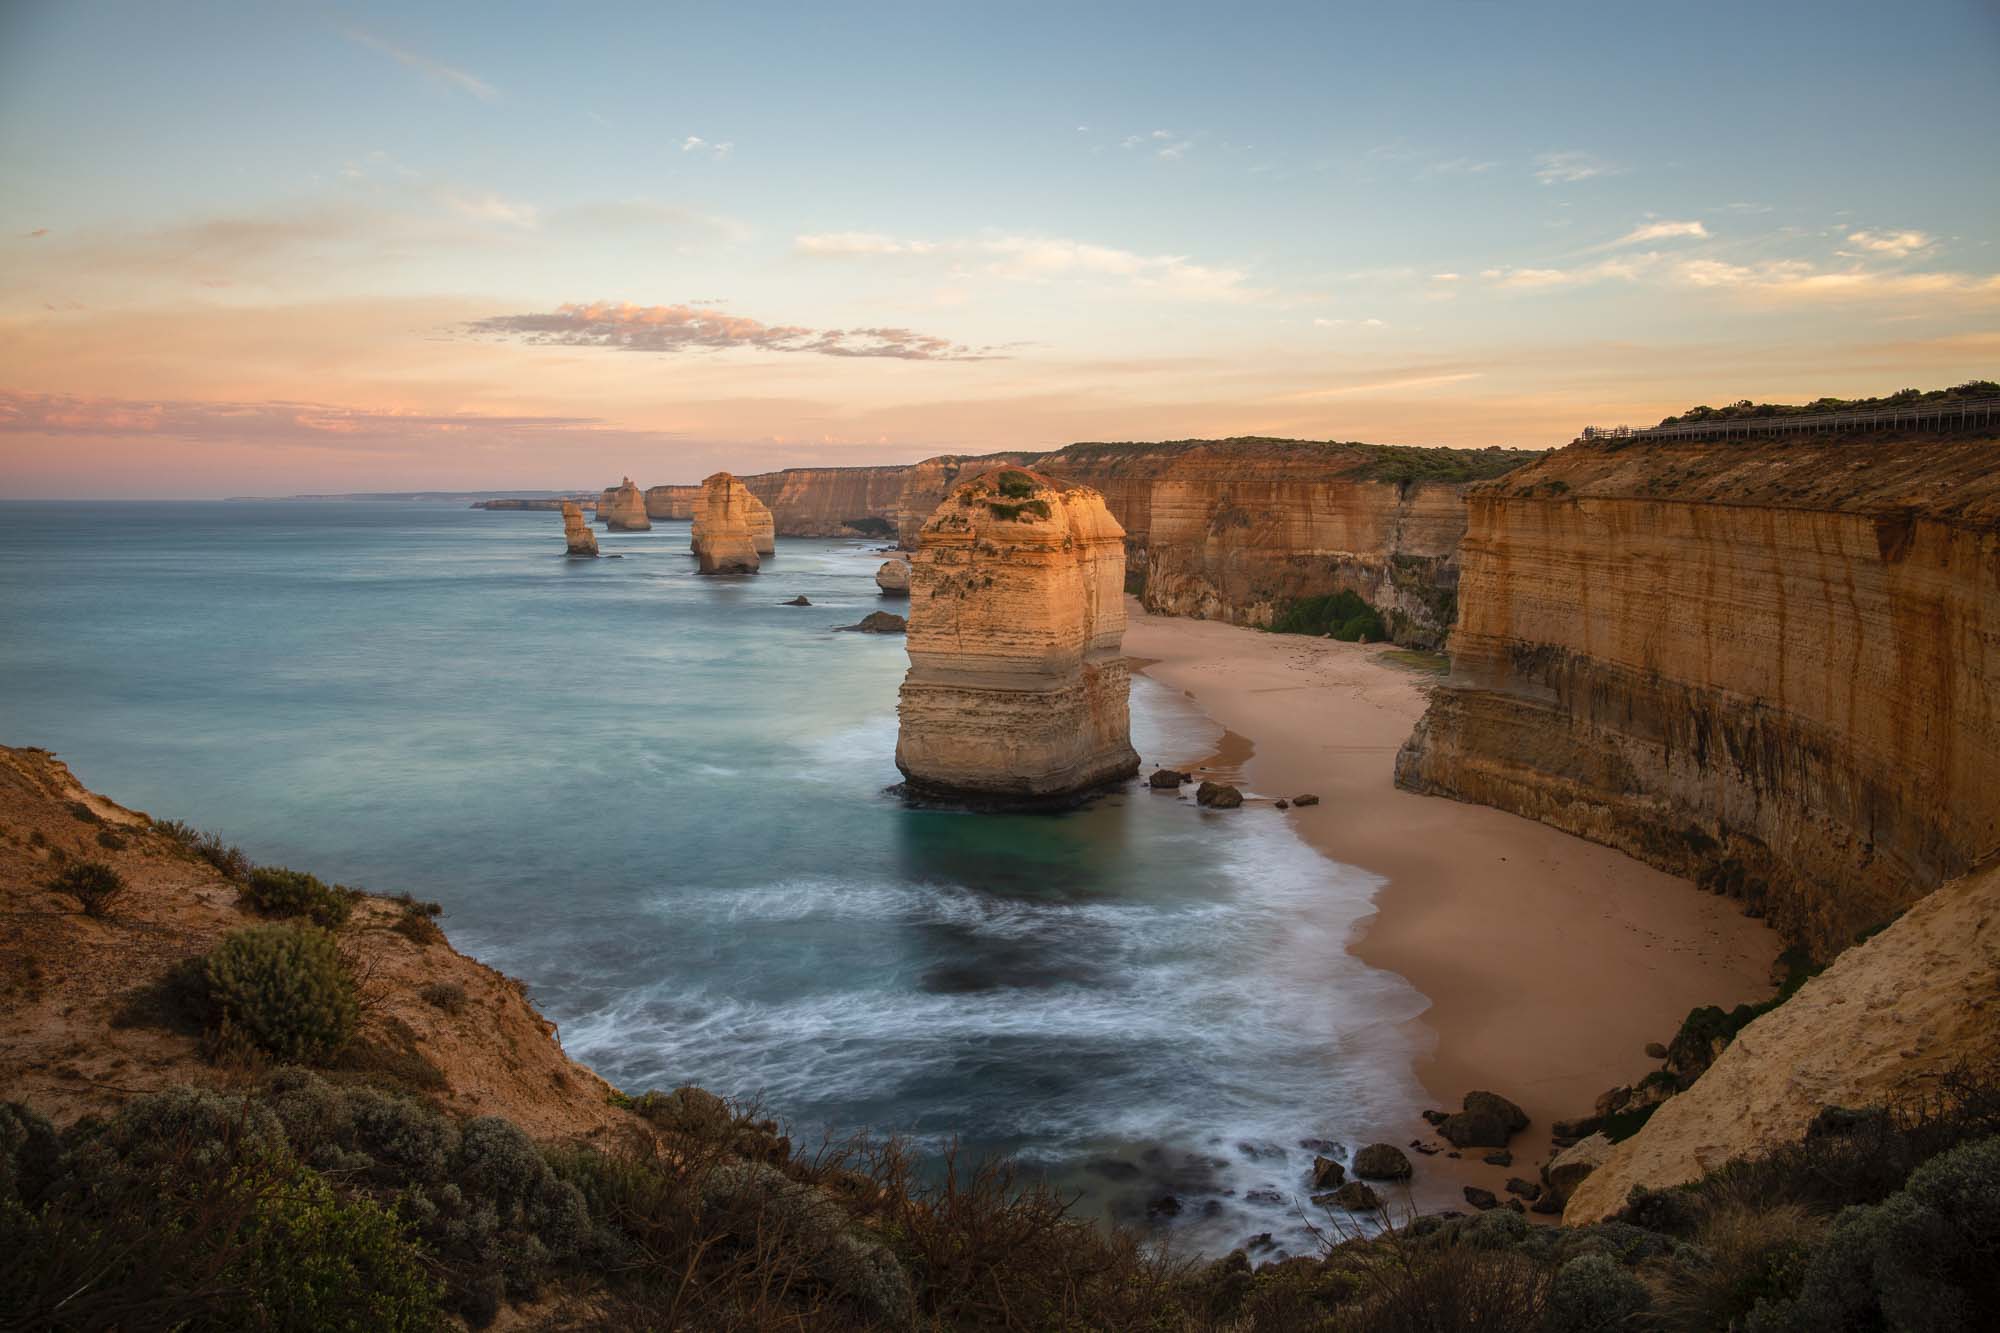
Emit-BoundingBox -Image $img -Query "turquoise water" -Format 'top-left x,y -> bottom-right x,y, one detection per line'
0,500 -> 1428,1254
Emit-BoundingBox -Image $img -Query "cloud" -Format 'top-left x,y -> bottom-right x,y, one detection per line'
1280,370 -> 1482,400
793,230 -> 1266,303
0,390 -> 612,445
1314,317 -> 1388,328
1845,229 -> 1933,258
1614,219 -> 1708,246
345,28 -> 498,101
465,301 -> 1001,361
1431,273 -> 1461,282
1483,254 -> 1662,289
1534,151 -> 1618,185
1673,259 -> 1999,302
436,190 -> 537,229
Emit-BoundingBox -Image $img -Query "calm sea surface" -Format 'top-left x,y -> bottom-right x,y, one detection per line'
0,500 -> 1429,1253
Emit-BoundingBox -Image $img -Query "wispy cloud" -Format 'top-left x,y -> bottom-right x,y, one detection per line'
436,190 -> 537,229
1844,228 -> 1932,258
0,390 -> 612,443
1533,151 -> 1619,185
466,301 -> 1001,361
1613,219 -> 1708,246
345,28 -> 498,102
680,136 -> 734,161
793,231 -> 1266,303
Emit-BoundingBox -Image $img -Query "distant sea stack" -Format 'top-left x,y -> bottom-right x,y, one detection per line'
601,477 -> 652,531
692,472 -> 762,574
747,493 -> 776,556
875,558 -> 910,597
560,501 -> 599,556
894,468 -> 1138,805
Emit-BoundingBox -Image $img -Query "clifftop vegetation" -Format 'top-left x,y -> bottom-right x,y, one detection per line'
1048,437 -> 1542,483
1656,379 -> 1998,427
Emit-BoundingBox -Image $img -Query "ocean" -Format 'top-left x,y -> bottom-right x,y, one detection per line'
0,500 -> 1430,1254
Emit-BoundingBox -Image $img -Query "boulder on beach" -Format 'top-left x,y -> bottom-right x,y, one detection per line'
1438,1090 -> 1530,1148
1352,1143 -> 1412,1181
1148,768 -> 1189,789
1323,1181 -> 1381,1212
1292,794 -> 1321,807
1545,1132 -> 1613,1206
1195,780 -> 1243,809
1463,1186 -> 1499,1210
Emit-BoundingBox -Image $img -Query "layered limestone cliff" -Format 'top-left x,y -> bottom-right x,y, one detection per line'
1038,439 -> 1539,648
1564,857 -> 2000,1223
560,500 -> 599,556
691,472 -> 761,574
747,493 -> 775,556
895,469 -> 1138,804
875,558 -> 910,597
602,477 -> 652,531
1396,431 -> 2000,958
644,483 -> 700,520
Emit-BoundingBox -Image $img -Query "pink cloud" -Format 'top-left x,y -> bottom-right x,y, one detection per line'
466,301 -> 1002,361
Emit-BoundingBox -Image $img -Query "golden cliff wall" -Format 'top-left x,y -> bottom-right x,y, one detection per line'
1396,432 -> 2000,957
896,469 -> 1138,804
1039,440 -> 1538,648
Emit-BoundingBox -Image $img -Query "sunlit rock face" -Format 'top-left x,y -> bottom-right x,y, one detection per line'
560,501 -> 598,556
1396,431 -> 2000,959
895,468 -> 1139,805
875,559 -> 910,597
602,477 -> 652,531
746,493 -> 775,556
644,484 -> 700,520
691,472 -> 762,574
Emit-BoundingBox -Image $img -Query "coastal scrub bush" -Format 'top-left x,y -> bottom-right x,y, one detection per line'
420,980 -> 467,1013
153,817 -> 252,881
1272,590 -> 1387,642
46,859 -> 126,917
986,498 -> 1051,521
203,923 -> 358,1061
996,469 -> 1038,498
391,894 -> 445,944
1543,1251 -> 1649,1330
242,864 -> 355,928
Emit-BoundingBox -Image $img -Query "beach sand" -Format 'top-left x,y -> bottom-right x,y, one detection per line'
1124,604 -> 1778,1210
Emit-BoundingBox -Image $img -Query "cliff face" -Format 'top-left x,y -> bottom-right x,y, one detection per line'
692,472 -> 761,574
1396,432 -> 2000,958
1564,857 -> 2000,1223
746,493 -> 775,555
560,500 -> 599,556
895,469 -> 1138,803
644,484 -> 700,520
1038,440 -> 1539,648
602,477 -> 652,531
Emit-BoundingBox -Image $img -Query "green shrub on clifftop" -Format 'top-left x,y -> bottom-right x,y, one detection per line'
47,860 -> 126,917
1272,590 -> 1387,642
242,865 -> 355,928
203,923 -> 358,1062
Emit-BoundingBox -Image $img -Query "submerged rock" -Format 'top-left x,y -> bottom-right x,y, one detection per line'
1195,780 -> 1243,809
875,559 -> 910,597
782,595 -> 812,606
894,468 -> 1139,806
693,472 -> 762,574
560,500 -> 599,556
841,611 -> 906,634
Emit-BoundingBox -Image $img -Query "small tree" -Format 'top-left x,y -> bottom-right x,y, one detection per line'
203,924 -> 358,1062
49,860 -> 127,917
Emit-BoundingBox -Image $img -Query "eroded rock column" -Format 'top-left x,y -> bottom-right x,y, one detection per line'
603,477 -> 652,531
692,472 -> 762,574
560,500 -> 599,556
895,468 -> 1138,804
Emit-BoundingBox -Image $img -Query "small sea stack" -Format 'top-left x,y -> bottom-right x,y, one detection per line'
602,477 -> 652,531
894,468 -> 1138,805
560,501 -> 599,556
692,471 -> 762,574
747,492 -> 776,556
874,558 -> 910,597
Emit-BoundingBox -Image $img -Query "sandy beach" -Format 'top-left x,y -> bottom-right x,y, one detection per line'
1124,603 -> 1778,1207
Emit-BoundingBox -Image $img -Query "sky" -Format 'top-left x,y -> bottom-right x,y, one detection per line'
1,0 -> 1996,497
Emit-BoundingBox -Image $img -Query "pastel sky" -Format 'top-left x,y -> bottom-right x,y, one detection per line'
2,0 -> 1996,497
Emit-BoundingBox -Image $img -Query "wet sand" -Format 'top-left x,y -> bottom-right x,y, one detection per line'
1124,604 -> 1778,1209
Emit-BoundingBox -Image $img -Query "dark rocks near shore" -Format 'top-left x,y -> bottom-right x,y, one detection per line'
1195,780 -> 1243,809
1148,768 -> 1190,789
782,595 -> 811,606
1310,1156 -> 1346,1189
1353,1143 -> 1413,1181
1438,1090 -> 1530,1149
1483,1150 -> 1514,1167
1322,1181 -> 1381,1211
1292,794 -> 1321,807
838,611 -> 907,634
1463,1186 -> 1499,1210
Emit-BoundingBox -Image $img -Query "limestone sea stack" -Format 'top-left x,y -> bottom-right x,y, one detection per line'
875,558 -> 910,597
894,468 -> 1139,805
560,501 -> 599,556
692,471 -> 762,574
747,492 -> 776,556
603,477 -> 652,531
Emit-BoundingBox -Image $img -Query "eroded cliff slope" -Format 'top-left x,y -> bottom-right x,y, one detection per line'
1397,430 -> 2000,957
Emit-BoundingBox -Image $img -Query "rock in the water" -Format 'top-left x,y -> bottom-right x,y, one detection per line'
1310,1156 -> 1345,1188
1324,1181 -> 1381,1211
1292,794 -> 1321,807
1274,798 -> 1290,809
783,596 -> 811,606
845,612 -> 906,634
1195,780 -> 1243,809
1148,768 -> 1189,789
1352,1143 -> 1412,1181
1463,1186 -> 1499,1210
1544,1132 -> 1613,1205
560,500 -> 599,556
875,559 -> 910,597
1244,1188 -> 1284,1205
693,472 -> 762,574
1244,1232 -> 1277,1253
1421,1109 -> 1450,1126
602,476 -> 652,531
1145,1194 -> 1182,1218
894,468 -> 1139,804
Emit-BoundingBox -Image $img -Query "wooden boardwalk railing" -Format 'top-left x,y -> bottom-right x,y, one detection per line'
1581,395 -> 2000,443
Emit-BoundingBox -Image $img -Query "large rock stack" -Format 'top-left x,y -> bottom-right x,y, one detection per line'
560,501 -> 599,556
894,468 -> 1138,804
692,472 -> 762,574
602,477 -> 652,531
